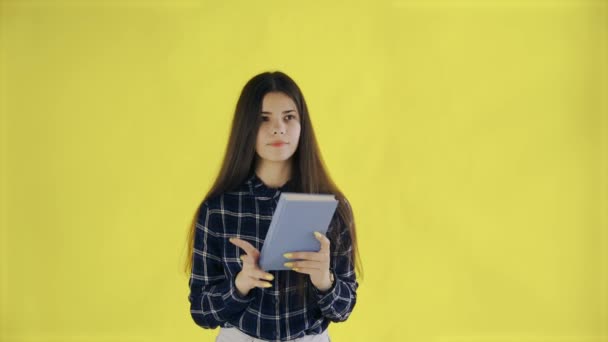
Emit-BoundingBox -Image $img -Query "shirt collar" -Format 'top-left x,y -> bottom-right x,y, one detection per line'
246,172 -> 294,199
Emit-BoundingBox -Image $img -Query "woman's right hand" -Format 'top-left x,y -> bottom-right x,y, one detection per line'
229,237 -> 274,296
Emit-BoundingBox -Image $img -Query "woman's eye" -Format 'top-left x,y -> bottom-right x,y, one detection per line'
261,115 -> 296,122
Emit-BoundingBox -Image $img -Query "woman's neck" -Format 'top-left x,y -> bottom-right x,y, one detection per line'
254,160 -> 292,188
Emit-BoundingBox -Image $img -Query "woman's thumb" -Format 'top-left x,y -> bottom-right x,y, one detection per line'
240,254 -> 252,265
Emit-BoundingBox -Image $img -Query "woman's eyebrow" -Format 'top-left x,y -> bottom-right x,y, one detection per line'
260,109 -> 296,114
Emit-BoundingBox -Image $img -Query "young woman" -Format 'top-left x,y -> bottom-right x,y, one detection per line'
185,71 -> 363,342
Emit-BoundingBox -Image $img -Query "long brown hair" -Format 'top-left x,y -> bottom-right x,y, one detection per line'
183,71 -> 363,303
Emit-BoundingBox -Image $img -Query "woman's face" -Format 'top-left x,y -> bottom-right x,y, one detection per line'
255,91 -> 301,164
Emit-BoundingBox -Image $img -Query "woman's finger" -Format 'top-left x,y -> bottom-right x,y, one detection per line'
283,251 -> 326,262
313,231 -> 331,254
240,255 -> 269,277
240,254 -> 260,269
240,254 -> 257,265
229,237 -> 259,256
289,266 -> 313,275
240,254 -> 249,264
253,269 -> 274,281
285,260 -> 323,270
254,280 -> 273,288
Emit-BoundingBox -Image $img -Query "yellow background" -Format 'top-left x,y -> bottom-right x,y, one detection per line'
1,0 -> 607,341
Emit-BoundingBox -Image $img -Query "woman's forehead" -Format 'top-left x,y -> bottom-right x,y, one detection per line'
261,92 -> 297,112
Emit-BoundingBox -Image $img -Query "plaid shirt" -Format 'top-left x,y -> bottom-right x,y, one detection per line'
188,172 -> 358,341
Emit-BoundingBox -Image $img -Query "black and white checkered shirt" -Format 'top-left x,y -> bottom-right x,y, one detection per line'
188,172 -> 358,341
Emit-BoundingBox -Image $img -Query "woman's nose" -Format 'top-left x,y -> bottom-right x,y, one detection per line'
271,120 -> 285,134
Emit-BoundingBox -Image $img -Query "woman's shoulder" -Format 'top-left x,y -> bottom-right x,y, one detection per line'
200,193 -> 221,209
196,194 -> 227,226
200,187 -> 253,210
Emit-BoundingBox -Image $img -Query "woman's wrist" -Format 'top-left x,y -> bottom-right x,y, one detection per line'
315,271 -> 335,293
235,272 -> 251,297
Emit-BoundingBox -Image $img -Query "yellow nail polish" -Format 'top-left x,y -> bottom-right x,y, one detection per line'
283,253 -> 293,258
292,267 -> 299,271
284,262 -> 294,267
265,274 -> 274,280
263,283 -> 272,288
314,231 -> 322,238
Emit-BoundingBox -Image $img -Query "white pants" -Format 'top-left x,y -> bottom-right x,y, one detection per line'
215,327 -> 331,342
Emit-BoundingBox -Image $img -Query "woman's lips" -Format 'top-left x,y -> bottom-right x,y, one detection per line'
270,142 -> 287,147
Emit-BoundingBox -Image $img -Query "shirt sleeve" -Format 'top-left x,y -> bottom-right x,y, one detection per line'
310,200 -> 359,322
188,201 -> 254,329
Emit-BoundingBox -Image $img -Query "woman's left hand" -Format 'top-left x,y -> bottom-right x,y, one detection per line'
283,231 -> 333,292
